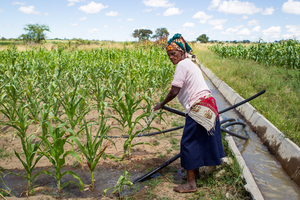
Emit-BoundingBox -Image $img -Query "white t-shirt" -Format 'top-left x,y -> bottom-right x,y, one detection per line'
171,58 -> 211,113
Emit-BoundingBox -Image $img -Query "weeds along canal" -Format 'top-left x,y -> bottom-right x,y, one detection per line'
205,77 -> 300,200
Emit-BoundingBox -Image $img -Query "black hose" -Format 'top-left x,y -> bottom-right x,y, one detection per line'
133,91 -> 264,183
108,125 -> 184,138
220,118 -> 236,125
219,90 -> 265,114
163,90 -> 265,116
221,127 -> 249,140
163,106 -> 185,117
108,90 -> 265,139
133,153 -> 180,184
221,121 -> 246,128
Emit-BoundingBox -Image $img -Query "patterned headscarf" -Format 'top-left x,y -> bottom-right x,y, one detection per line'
166,33 -> 192,54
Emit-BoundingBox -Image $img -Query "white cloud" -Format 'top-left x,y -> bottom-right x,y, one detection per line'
67,0 -> 85,7
208,19 -> 227,26
156,13 -> 160,15
163,7 -> 183,16
119,26 -> 124,29
78,1 -> 108,14
286,25 -> 300,36
28,21 -> 34,24
5,24 -> 12,26
235,25 -> 244,29
252,26 -> 261,32
12,2 -> 25,5
185,29 -> 196,36
208,19 -> 227,30
262,7 -> 274,15
282,0 -> 300,15
183,22 -> 195,27
19,6 -> 41,15
79,17 -> 87,21
105,11 -> 119,16
88,28 -> 99,33
117,19 -> 122,22
70,23 -> 78,26
221,27 -> 239,34
212,25 -> 224,30
127,18 -> 135,21
0,9 -> 4,13
44,13 -> 49,16
143,8 -> 152,12
282,34 -> 294,39
247,19 -> 259,26
208,0 -> 221,10
262,26 -> 281,38
217,0 -> 262,15
192,11 -> 213,23
242,15 -> 248,19
237,28 -> 251,35
142,0 -> 175,8
104,25 -> 108,28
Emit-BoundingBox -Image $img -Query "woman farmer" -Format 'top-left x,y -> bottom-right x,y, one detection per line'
153,33 -> 225,193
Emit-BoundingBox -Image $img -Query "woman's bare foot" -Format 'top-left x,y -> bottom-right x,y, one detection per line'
173,183 -> 197,193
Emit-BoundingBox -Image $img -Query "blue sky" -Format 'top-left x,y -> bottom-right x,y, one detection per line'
1,0 -> 300,42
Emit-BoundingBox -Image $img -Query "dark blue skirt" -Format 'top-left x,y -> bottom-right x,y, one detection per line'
180,115 -> 225,170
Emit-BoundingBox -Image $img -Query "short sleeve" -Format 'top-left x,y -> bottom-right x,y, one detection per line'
171,62 -> 186,88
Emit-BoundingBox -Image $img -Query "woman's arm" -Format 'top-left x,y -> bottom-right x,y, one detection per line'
153,86 -> 181,111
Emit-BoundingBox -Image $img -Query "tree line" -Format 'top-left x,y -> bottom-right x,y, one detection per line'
2,23 -> 264,45
131,28 -> 210,44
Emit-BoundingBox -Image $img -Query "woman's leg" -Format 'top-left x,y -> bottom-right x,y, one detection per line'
194,168 -> 200,179
174,169 -> 197,193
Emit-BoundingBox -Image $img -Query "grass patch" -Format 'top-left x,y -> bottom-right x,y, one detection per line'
166,149 -> 173,154
193,44 -> 300,146
152,141 -> 160,146
171,120 -> 183,127
169,137 -> 180,151
0,146 -> 12,159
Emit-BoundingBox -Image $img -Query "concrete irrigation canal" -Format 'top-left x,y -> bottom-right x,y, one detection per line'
206,76 -> 300,200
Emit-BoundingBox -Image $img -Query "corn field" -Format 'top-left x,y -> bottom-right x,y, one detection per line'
209,39 -> 300,69
0,46 -> 174,194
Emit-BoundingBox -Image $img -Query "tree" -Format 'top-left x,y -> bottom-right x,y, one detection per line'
20,23 -> 50,43
132,29 -> 153,42
196,34 -> 209,43
152,28 -> 169,41
1,36 -> 7,45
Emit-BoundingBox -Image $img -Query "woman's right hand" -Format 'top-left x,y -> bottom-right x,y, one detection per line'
153,102 -> 164,111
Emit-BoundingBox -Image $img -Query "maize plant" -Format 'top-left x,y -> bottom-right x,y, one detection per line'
69,116 -> 111,191
103,166 -> 133,199
38,122 -> 84,193
209,39 -> 300,69
12,134 -> 44,195
110,79 -> 152,159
